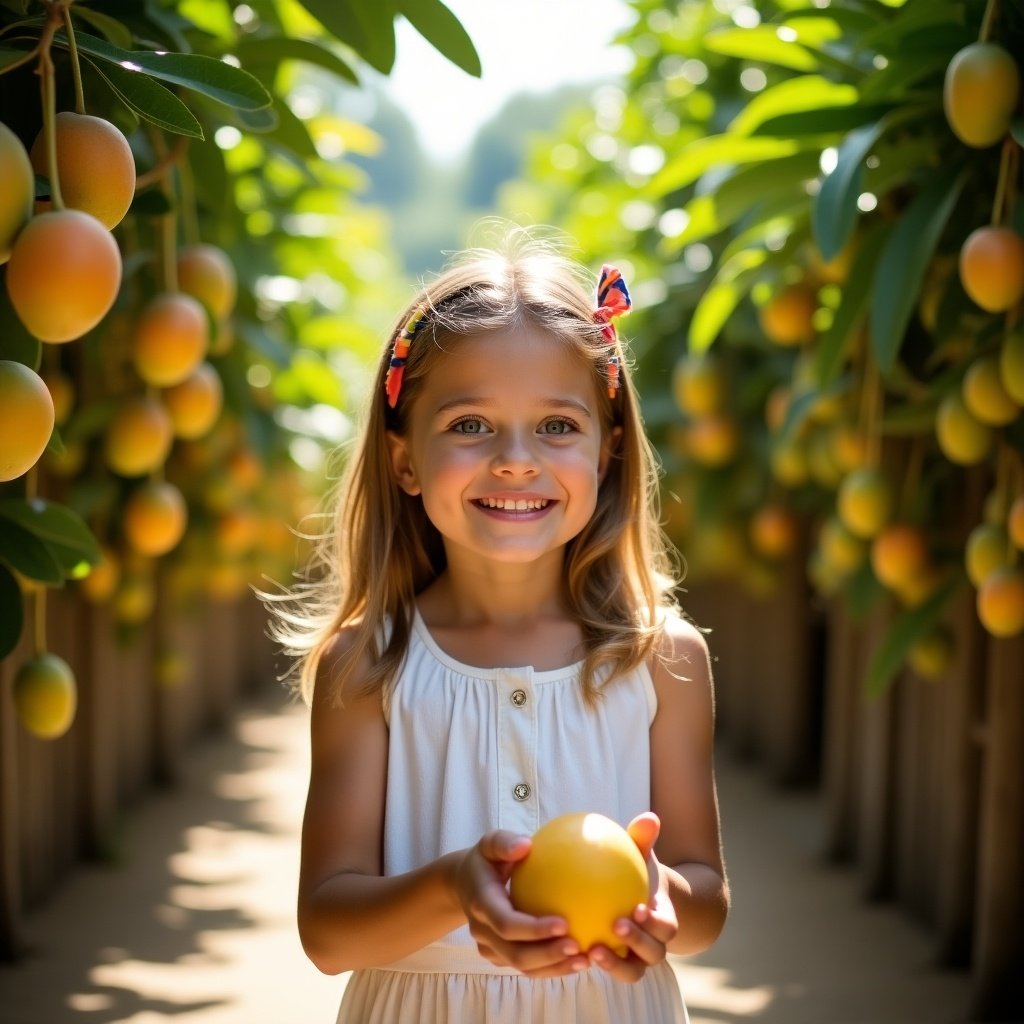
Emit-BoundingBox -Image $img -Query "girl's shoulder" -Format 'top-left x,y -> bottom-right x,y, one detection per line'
647,609 -> 713,694
315,621 -> 381,708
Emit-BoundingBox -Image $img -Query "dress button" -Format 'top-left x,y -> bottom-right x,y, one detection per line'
513,783 -> 531,801
511,689 -> 527,707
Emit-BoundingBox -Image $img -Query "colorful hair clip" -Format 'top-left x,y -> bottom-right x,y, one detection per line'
385,307 -> 427,408
595,264 -> 632,397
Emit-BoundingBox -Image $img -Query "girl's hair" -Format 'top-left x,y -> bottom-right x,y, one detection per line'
267,230 -> 681,705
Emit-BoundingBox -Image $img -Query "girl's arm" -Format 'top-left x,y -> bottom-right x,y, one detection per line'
648,614 -> 730,954
297,628 -> 582,976
591,615 -> 730,979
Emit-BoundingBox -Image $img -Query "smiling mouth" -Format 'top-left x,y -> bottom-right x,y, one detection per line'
475,497 -> 552,511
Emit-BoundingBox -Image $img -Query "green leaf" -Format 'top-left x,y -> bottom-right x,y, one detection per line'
282,350 -> 344,406
860,0 -> 963,51
296,0 -> 397,74
45,425 -> 65,458
666,152 -> 821,250
880,402 -> 941,437
866,580 -> 959,696
816,223 -> 891,385
812,120 -> 884,263
188,136 -> 229,210
704,26 -> 819,71
0,498 -> 101,568
649,135 -> 813,199
70,6 -> 134,48
63,30 -> 272,111
86,57 -> 204,138
138,4 -> 193,53
779,387 -> 823,442
779,14 -> 846,47
398,0 -> 481,76
0,564 -> 22,660
0,521 -> 64,586
265,96 -> 319,161
232,36 -> 359,85
757,104 -> 897,136
236,321 -> 293,367
860,49 -> 950,102
1012,118 -> 1024,148
0,42 -> 32,70
231,105 -> 278,133
844,559 -> 885,621
688,250 -> 769,354
870,168 -> 967,376
717,202 -> 807,266
729,75 -> 858,136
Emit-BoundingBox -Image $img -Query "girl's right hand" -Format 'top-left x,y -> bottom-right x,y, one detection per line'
455,830 -> 591,978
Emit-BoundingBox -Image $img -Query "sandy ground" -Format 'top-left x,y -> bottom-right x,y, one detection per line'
0,685 -> 974,1024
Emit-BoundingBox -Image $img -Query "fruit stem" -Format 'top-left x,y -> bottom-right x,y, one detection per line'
22,468 -> 45,657
864,352 -> 883,468
0,42 -> 41,77
979,0 -> 998,42
60,4 -> 86,116
148,127 -> 179,293
32,588 -> 46,659
991,136 -> 1014,227
37,2 -> 65,211
996,443 -> 1013,561
177,156 -> 202,247
1006,143 -> 1022,330
900,436 -> 924,520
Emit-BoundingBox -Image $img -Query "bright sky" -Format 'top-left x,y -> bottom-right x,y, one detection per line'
379,0 -> 635,161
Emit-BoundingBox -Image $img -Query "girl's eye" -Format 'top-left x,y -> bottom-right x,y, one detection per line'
541,418 -> 578,436
451,417 -> 490,435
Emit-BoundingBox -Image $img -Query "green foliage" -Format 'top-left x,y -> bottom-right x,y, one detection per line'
869,167 -> 967,374
0,0 -> 479,669
866,578 -> 959,696
0,564 -> 22,659
511,0 -> 1024,680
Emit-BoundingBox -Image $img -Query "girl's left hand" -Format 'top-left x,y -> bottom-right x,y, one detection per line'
587,812 -> 679,983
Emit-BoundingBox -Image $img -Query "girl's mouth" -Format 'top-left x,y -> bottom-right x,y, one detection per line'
473,497 -> 556,518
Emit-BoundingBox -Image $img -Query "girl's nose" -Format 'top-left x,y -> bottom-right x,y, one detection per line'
490,431 -> 538,476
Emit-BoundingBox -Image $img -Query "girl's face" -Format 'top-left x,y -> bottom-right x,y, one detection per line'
387,329 -> 620,570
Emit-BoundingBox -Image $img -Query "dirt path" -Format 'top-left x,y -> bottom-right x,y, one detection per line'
0,686 -> 973,1023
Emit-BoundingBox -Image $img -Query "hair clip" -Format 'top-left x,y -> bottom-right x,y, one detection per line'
595,264 -> 631,397
385,307 -> 427,408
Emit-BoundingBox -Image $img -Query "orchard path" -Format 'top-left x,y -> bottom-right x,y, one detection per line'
0,683 -> 974,1024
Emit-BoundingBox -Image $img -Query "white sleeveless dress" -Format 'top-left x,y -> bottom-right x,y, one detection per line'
335,609 -> 689,1023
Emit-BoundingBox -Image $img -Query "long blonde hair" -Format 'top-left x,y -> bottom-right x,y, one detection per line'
267,235 -> 680,705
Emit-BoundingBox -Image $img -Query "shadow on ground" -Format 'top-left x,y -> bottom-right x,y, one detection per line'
0,685 -> 975,1024
679,764 -> 974,1024
0,685 -> 340,1024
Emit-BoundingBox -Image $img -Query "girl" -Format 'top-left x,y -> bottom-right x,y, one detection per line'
273,237 -> 729,1023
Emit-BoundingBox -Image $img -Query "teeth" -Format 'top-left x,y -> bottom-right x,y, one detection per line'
480,497 -> 549,510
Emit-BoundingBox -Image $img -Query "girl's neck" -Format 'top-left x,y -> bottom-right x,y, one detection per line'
420,550 -> 569,629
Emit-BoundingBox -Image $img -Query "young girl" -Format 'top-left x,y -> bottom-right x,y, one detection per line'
274,238 -> 729,1023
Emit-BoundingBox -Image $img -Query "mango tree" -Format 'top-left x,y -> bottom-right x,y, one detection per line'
511,0 -> 1024,688
0,0 -> 479,737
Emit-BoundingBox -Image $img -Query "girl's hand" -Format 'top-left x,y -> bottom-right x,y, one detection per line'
588,812 -> 679,983
455,830 -> 591,978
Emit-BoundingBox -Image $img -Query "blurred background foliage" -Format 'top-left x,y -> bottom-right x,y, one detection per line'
0,0 -> 488,731
501,0 -> 1024,690
2,0 -> 1024,735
